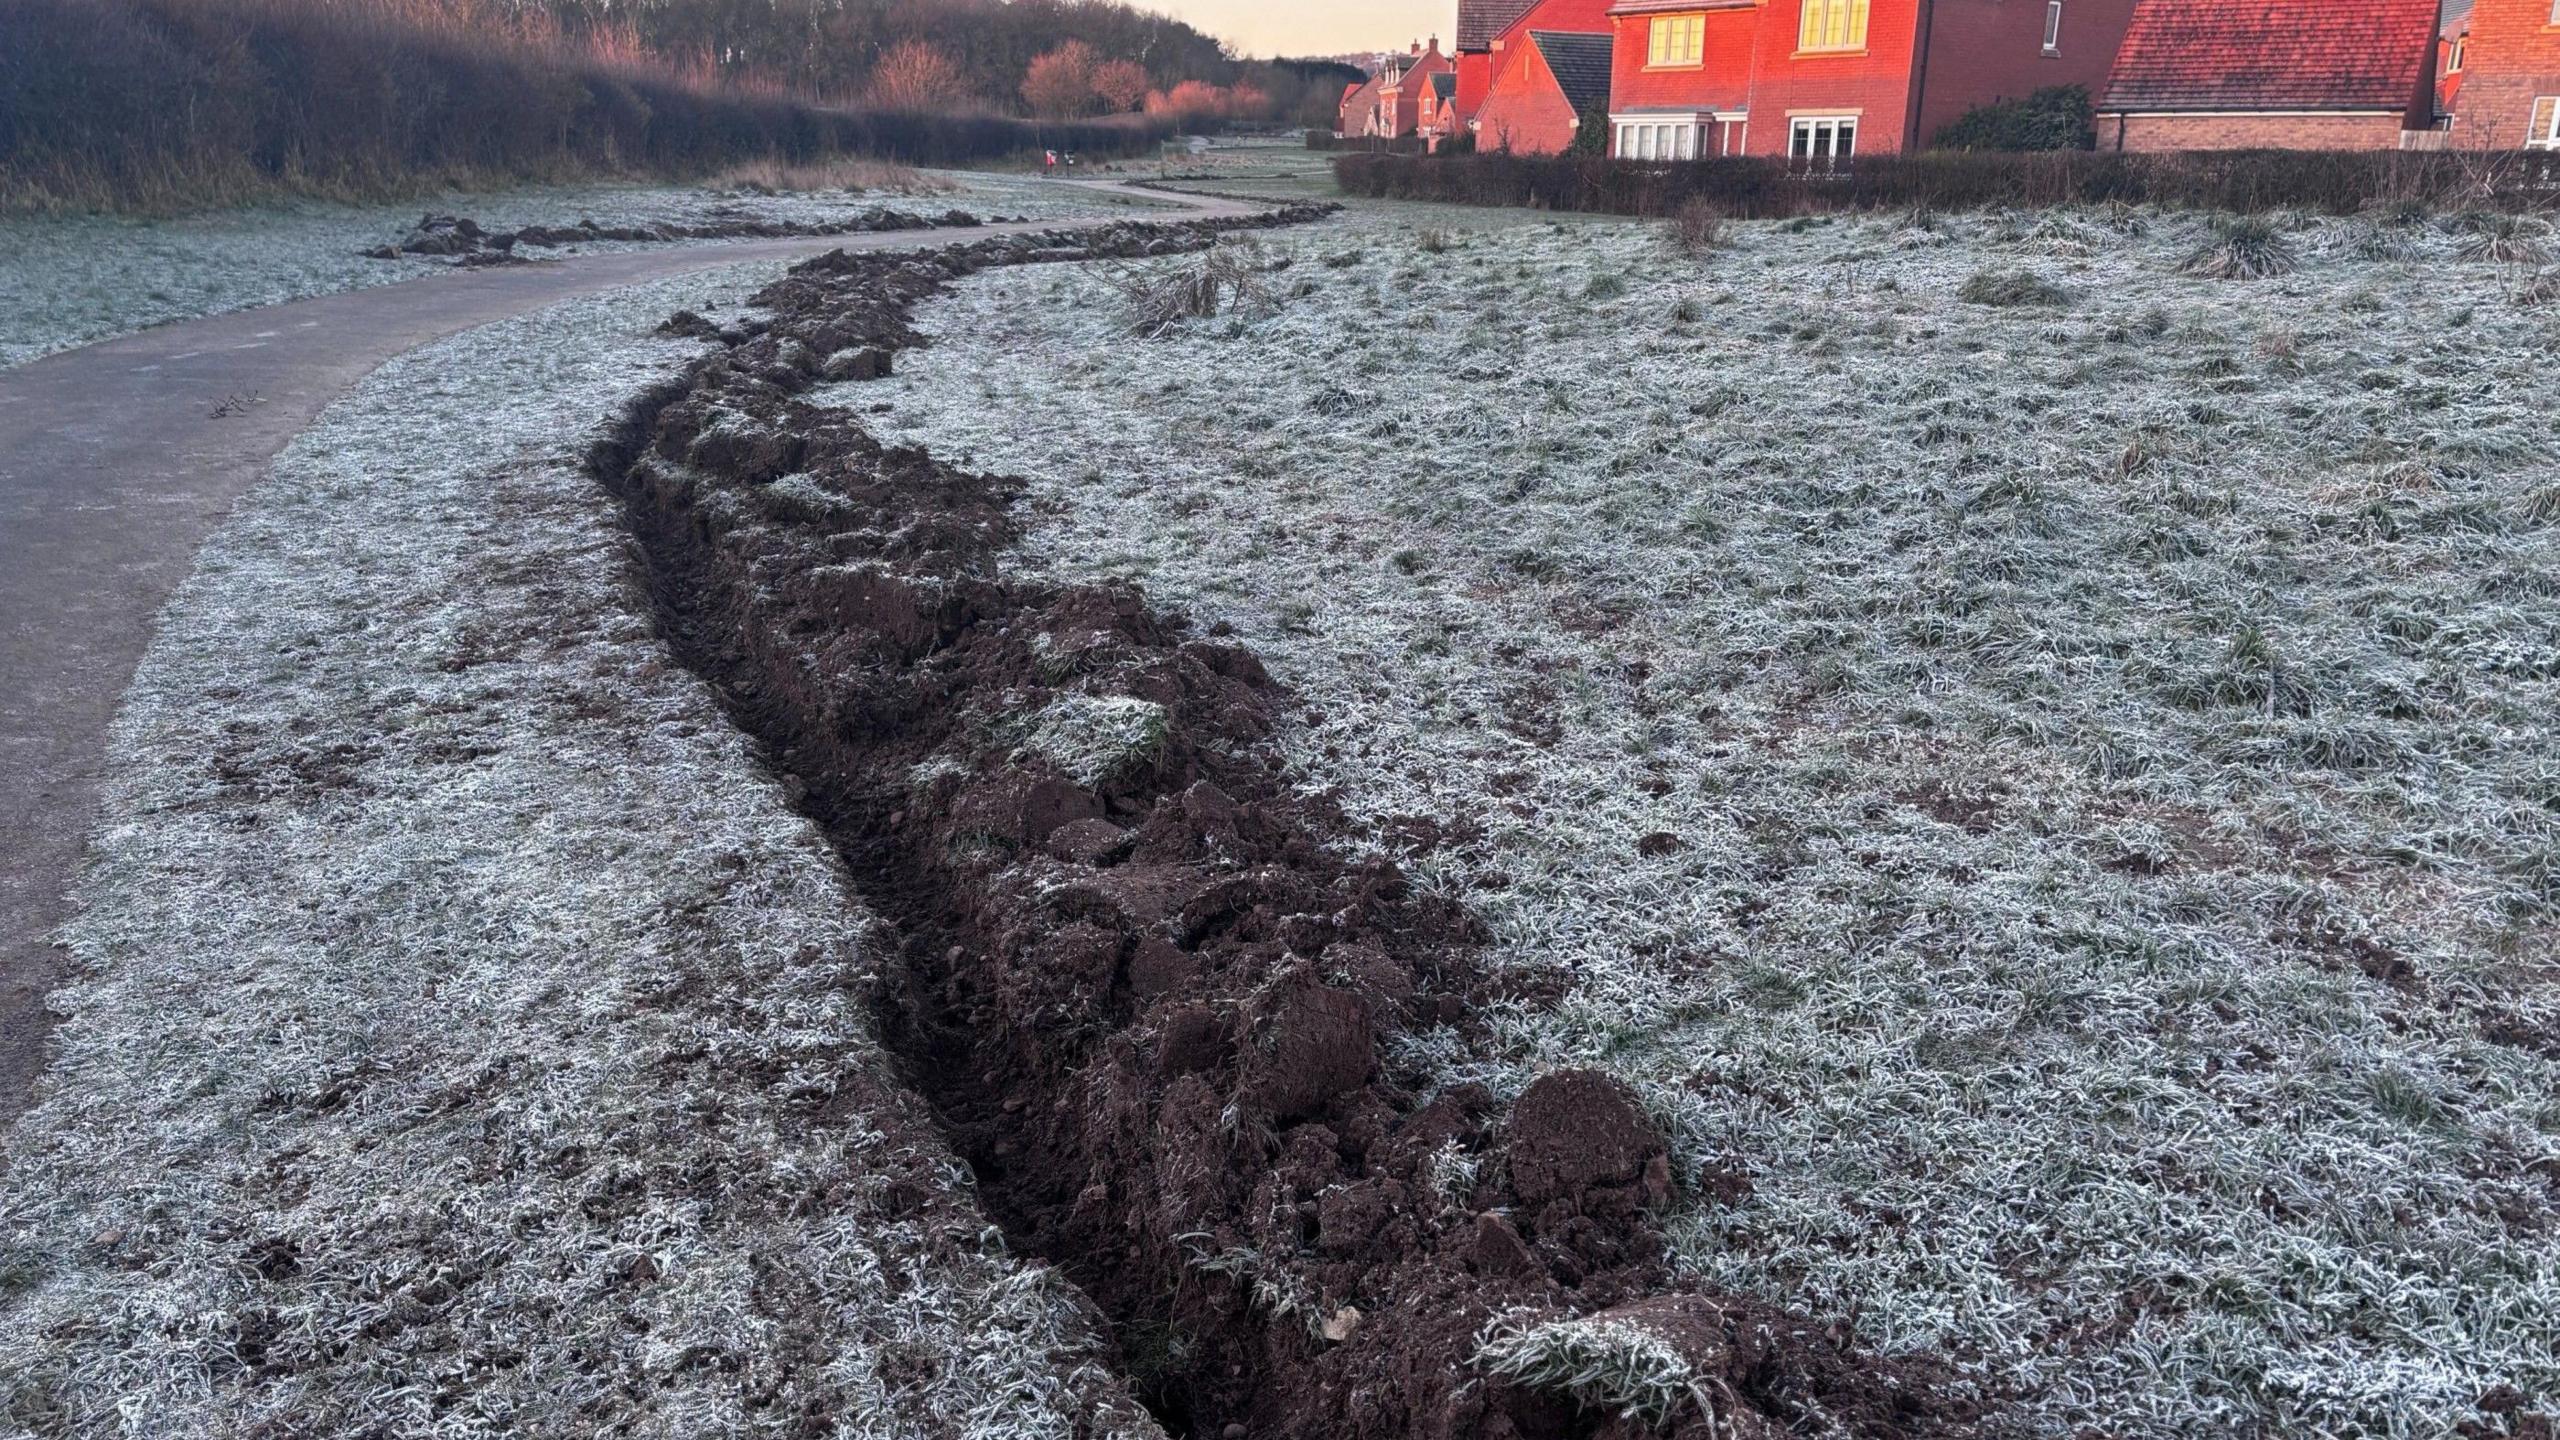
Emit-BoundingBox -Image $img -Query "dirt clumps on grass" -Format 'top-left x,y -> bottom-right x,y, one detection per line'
362,204 -> 993,262
591,213 -> 1971,1440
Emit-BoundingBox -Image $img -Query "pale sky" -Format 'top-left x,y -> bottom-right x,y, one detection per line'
1142,0 -> 1450,59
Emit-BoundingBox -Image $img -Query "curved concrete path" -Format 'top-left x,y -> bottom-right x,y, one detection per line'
0,182 -> 1254,1133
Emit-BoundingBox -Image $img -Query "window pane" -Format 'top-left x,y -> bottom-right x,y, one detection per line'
1837,121 -> 1856,157
1848,0 -> 1869,45
2045,1 -> 2063,48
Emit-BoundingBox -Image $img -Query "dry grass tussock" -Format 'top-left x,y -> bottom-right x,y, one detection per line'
1098,240 -> 1273,337
865,202 -> 2560,1438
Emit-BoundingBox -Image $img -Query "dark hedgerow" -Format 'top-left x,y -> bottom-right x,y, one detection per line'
0,0 -> 1177,212
1331,149 -> 2560,220
1934,85 -> 2097,152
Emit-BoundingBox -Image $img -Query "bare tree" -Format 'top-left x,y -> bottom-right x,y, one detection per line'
1093,58 -> 1149,113
1021,40 -> 1099,117
865,39 -> 966,111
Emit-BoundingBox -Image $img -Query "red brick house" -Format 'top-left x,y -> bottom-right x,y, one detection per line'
1596,0 -> 2138,161
2096,0 -> 2441,151
1456,0 -> 1545,122
1476,29 -> 1618,151
1419,71 -> 1464,148
1461,0 -> 1622,151
2441,0 -> 2560,148
1337,40 -> 1459,138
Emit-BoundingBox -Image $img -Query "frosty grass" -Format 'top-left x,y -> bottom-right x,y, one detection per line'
854,200 -> 2560,1437
0,168 -> 1163,370
0,263 -> 1143,1439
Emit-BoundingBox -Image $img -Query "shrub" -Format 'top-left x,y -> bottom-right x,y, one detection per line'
1934,85 -> 2097,152
1098,243 -> 1269,337
1669,197 -> 1725,255
2181,216 -> 2299,280
1958,267 -> 2070,307
2455,212 -> 2554,265
1569,104 -> 1611,158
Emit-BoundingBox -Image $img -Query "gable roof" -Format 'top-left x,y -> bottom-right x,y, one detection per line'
2102,0 -> 2438,114
2438,0 -> 2472,34
1458,0 -> 1544,50
1430,71 -> 1457,99
1530,30 -> 1613,113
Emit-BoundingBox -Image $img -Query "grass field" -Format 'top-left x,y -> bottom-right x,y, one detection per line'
852,200 -> 2560,1436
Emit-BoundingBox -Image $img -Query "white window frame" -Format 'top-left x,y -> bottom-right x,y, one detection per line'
1798,0 -> 1870,52
2043,0 -> 2064,53
1648,13 -> 1706,67
1612,113 -> 1733,162
2531,96 -> 2560,151
1790,115 -> 1858,163
2446,33 -> 2465,73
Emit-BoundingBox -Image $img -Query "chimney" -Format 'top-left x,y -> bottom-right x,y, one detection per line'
1410,39 -> 1422,55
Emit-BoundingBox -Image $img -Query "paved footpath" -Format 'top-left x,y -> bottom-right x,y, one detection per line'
0,183 -> 1251,1133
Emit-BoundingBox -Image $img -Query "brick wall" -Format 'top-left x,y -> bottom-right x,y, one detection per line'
2454,0 -> 2560,147
1911,0 -> 2139,144
1737,0 -> 1927,155
1455,50 -> 1494,121
2104,111 -> 2413,151
1475,40 -> 1587,153
1610,5 -> 1756,113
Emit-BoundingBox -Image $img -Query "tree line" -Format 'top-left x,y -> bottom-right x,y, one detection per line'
521,0 -> 1362,126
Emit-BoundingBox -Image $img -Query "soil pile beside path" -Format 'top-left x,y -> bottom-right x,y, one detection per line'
593,210 -> 1977,1440
364,206 -> 1002,262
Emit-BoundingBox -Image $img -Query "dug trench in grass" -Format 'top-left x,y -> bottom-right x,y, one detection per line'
588,219 -> 1977,1435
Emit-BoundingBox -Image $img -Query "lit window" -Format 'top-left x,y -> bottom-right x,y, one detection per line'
1650,13 -> 1705,66
1799,0 -> 1870,51
1790,115 -> 1857,164
2043,0 -> 2064,52
2532,96 -> 2560,150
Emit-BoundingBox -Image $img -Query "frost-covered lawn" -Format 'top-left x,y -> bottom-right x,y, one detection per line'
858,202 -> 2560,1437
0,265 -> 1142,1438
0,168 -> 1156,369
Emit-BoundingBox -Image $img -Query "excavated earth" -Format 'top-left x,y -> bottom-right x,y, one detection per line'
364,205 -> 1005,263
589,208 -> 1980,1440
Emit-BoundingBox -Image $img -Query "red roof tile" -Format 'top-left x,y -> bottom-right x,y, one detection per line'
2102,0 -> 2438,113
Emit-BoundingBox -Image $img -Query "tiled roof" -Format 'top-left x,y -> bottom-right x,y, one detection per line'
1530,31 -> 1614,113
2438,0 -> 2473,35
1431,71 -> 1457,99
2102,0 -> 2438,113
1457,0 -> 1543,49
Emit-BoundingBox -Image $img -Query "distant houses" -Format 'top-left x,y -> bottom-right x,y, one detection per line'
1344,0 -> 2557,157
1335,39 -> 1457,140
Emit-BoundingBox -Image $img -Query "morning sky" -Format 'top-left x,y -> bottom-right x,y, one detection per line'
1150,0 -> 1448,58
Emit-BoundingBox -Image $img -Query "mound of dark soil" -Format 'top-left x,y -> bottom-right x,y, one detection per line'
363,205 -> 997,262
590,208 -> 1975,1440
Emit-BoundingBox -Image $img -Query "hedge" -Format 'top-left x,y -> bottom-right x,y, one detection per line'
1332,149 -> 2560,218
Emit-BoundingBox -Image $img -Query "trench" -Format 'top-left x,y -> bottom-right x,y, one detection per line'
584,211 -> 1973,1440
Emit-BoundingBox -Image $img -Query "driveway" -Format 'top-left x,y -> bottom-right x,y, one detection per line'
0,183 -> 1252,1131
